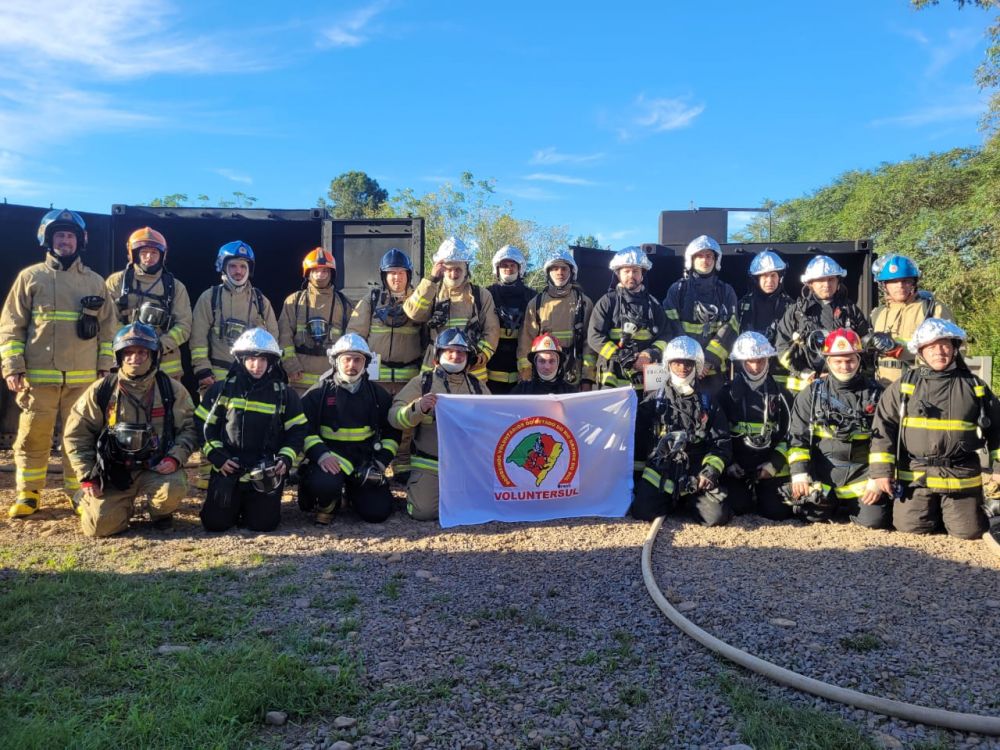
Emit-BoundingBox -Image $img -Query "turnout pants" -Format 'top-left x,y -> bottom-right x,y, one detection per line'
894,486 -> 986,540
77,469 -> 187,537
299,465 -> 393,523
631,465 -> 732,527
724,476 -> 788,519
13,383 -> 85,500
201,473 -> 284,532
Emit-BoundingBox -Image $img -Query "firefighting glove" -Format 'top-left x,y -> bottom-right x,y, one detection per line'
77,295 -> 105,340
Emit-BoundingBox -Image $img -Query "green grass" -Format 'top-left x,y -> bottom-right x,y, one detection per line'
719,672 -> 877,750
839,633 -> 883,653
0,568 -> 363,749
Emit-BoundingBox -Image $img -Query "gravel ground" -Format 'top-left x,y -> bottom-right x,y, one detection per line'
2,454 -> 999,749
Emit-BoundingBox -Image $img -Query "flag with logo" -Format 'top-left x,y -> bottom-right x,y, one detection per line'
435,387 -> 637,528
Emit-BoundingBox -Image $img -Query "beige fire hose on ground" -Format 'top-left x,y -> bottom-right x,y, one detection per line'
641,516 -> 1000,735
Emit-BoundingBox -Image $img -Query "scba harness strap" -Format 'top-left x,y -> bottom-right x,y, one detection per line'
117,266 -> 176,329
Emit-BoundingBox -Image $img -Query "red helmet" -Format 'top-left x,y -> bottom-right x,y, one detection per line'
302,247 -> 335,277
529,332 -> 564,362
822,328 -> 862,356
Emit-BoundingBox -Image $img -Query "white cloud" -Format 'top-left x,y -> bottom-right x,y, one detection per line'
529,147 -> 605,165
319,1 -> 390,48
598,229 -> 638,243
870,99 -> 986,127
892,23 -> 982,77
497,185 -> 559,201
213,168 -> 254,185
522,173 -> 597,186
0,0 -> 259,79
617,94 -> 704,141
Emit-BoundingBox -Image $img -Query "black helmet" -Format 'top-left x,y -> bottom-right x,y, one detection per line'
379,247 -> 413,286
38,208 -> 87,250
113,322 -> 160,367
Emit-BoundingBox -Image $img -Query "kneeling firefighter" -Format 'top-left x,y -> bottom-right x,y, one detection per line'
717,332 -> 792,519
298,334 -> 401,524
510,332 -> 578,395
630,336 -> 733,527
389,328 -> 490,520
869,318 -> 1000,540
786,328 -> 888,527
195,328 -> 307,532
64,323 -> 198,537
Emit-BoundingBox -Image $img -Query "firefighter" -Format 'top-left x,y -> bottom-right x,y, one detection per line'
190,241 -> 279,388
298,334 -> 401,525
517,248 -> 595,390
346,247 -> 423,484
718,332 -> 792,519
630,336 -> 733,526
0,208 -> 117,518
105,227 -> 192,380
737,250 -> 792,341
774,255 -> 871,394
389,328 -> 489,520
403,236 -> 499,384
589,246 -> 667,391
662,235 -> 739,394
786,328 -> 888,527
64,323 -> 198,536
195,328 -> 307,532
869,254 -> 954,386
485,246 -> 536,393
278,248 -> 352,396
869,318 -> 1000,540
511,333 -> 578,395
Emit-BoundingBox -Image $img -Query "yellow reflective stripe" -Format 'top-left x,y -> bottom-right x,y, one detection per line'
583,352 -> 597,364
901,417 -> 975,431
211,367 -> 229,380
411,455 -> 438,473
332,452 -> 354,474
319,425 -> 374,441
412,296 -> 431,310
900,383 -> 915,395
191,347 -> 209,358
974,385 -> 986,397
702,455 -> 725,473
681,321 -> 703,334
304,435 -> 324,451
381,438 -> 400,455
99,342 -> 113,355
282,346 -> 296,358
664,309 -> 679,320
167,327 -> 186,346
786,376 -> 810,393
203,440 -> 224,452
599,342 -> 618,360
278,446 -> 298,462
869,452 -> 895,465
395,405 -> 415,428
734,421 -> 765,434
897,470 -> 922,481
370,324 -> 419,335
0,341 -> 24,356
33,310 -> 79,321
834,479 -> 870,499
377,364 -> 420,381
159,358 -> 183,375
478,340 -> 496,357
63,476 -> 81,491
706,340 -> 728,360
813,425 -> 870,441
194,404 -> 211,420
641,467 -> 675,493
284,412 -> 307,430
991,448 -> 1000,461
448,316 -> 470,327
787,448 -> 810,464
227,398 -> 278,415
651,340 -> 665,353
17,467 -> 47,481
927,475 -> 982,490
487,369 -> 519,383
517,356 -> 531,370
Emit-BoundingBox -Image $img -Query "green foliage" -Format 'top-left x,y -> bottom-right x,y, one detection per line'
324,170 -> 388,219
0,569 -> 361,748
719,672 -> 877,749
573,234 -> 605,249
146,192 -> 257,208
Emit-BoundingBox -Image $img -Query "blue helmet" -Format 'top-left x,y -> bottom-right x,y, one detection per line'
875,254 -> 920,282
215,241 -> 255,275
38,208 -> 87,250
113,322 -> 160,367
380,247 -> 413,273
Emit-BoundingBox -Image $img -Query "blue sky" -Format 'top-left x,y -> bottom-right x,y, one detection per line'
0,1 -> 992,247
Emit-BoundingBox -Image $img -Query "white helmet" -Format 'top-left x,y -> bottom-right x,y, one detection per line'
433,236 -> 476,265
730,331 -> 777,360
327,333 -> 373,365
492,245 -> 526,278
231,328 -> 281,358
684,235 -> 722,272
749,249 -> 786,276
800,255 -> 847,283
663,336 -> 705,375
908,318 -> 967,355
609,246 -> 652,272
543,248 -> 578,276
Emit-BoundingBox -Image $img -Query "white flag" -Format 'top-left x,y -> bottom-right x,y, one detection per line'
435,387 -> 637,528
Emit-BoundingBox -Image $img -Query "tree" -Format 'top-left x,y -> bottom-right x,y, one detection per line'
146,192 -> 257,208
572,234 -> 603,249
324,171 -> 388,219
